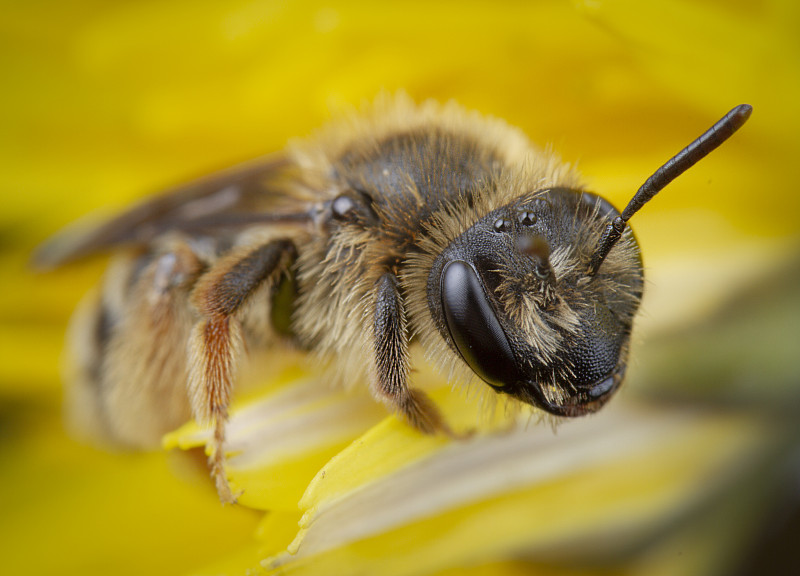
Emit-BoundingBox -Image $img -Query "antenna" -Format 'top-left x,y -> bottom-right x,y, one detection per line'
588,104 -> 753,276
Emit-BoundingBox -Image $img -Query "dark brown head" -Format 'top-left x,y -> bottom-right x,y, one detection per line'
427,104 -> 752,416
427,188 -> 642,416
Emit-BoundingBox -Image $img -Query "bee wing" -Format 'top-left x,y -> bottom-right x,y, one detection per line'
33,154 -> 313,270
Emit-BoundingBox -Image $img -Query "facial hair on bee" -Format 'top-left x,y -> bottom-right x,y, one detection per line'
37,96 -> 752,502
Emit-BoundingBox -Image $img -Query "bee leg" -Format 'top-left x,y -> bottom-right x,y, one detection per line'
189,238 -> 296,503
373,272 -> 452,436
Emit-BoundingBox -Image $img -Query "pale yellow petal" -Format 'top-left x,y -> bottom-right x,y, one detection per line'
262,402 -> 775,575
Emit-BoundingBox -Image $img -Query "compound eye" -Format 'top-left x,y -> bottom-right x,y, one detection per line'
440,260 -> 520,389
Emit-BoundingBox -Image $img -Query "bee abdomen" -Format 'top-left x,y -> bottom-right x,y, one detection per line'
66,248 -> 202,448
64,288 -> 120,444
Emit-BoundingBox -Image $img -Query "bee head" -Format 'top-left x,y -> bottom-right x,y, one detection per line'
427,188 -> 643,417
426,104 -> 752,416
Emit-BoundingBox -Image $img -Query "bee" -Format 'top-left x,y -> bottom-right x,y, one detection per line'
35,97 -> 752,503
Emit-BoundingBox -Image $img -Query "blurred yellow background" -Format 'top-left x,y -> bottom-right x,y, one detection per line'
1,1 -> 798,575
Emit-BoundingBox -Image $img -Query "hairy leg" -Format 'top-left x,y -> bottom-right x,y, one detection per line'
371,272 -> 452,435
189,238 -> 296,503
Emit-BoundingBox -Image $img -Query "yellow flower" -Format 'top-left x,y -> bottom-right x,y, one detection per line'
2,1 -> 798,575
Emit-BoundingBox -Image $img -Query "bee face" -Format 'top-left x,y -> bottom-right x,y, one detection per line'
428,188 -> 643,416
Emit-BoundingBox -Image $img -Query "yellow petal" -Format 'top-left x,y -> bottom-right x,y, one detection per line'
166,365 -> 388,510
262,402 -> 776,575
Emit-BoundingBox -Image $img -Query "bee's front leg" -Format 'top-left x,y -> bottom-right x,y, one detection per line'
189,238 -> 296,503
372,272 -> 452,436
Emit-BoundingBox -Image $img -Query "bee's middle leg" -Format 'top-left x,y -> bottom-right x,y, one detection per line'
372,272 -> 451,436
189,238 -> 296,503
